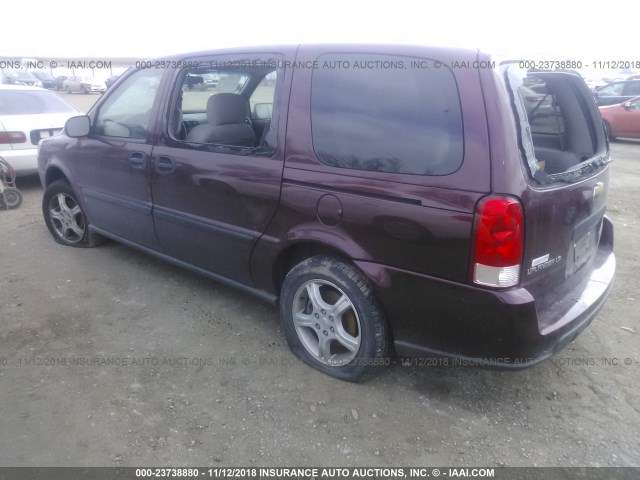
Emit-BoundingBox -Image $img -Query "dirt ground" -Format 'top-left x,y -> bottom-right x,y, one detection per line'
0,93 -> 638,467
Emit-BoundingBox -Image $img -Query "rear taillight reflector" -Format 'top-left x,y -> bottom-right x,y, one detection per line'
0,132 -> 27,144
472,196 -> 524,288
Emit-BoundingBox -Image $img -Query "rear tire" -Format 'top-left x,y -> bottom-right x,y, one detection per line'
280,256 -> 389,382
65,86 -> 71,94
42,179 -> 104,248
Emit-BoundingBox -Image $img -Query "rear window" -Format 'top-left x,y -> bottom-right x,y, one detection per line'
0,90 -> 77,115
506,66 -> 606,183
311,53 -> 463,176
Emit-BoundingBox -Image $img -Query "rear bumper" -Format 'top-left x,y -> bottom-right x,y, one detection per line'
355,223 -> 615,368
0,148 -> 38,175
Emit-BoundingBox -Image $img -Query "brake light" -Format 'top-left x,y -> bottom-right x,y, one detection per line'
0,132 -> 27,144
472,196 -> 524,288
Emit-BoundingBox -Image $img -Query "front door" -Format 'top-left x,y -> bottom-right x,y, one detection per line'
75,68 -> 165,249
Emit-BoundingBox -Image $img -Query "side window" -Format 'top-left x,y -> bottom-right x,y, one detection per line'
94,68 -> 163,139
250,72 -> 277,117
597,82 -> 624,97
311,54 -> 464,176
623,81 -> 640,96
250,72 -> 278,149
168,59 -> 281,155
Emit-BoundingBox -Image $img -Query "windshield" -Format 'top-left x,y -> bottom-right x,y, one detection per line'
505,65 -> 607,184
12,71 -> 38,80
0,90 -> 77,115
32,72 -> 54,80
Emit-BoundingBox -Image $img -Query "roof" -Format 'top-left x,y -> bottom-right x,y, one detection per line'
0,84 -> 48,92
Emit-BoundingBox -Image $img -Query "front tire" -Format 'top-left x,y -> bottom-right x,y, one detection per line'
42,179 -> 103,247
280,256 -> 389,382
603,120 -> 615,141
2,187 -> 23,209
65,86 -> 72,94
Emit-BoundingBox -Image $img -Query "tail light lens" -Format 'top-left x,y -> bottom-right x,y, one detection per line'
472,196 -> 524,288
0,132 -> 27,144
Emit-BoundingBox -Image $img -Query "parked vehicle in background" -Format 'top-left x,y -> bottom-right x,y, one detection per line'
201,72 -> 220,89
594,80 -> 640,106
38,45 -> 615,381
599,96 -> 640,140
63,76 -> 107,94
585,77 -> 608,92
0,85 -> 79,175
2,71 -> 43,87
30,71 -> 56,89
54,76 -> 68,91
105,75 -> 119,88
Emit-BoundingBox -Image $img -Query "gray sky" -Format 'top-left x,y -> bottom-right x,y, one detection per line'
1,0 -> 638,68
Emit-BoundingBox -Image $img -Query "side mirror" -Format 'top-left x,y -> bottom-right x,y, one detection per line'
65,115 -> 91,138
623,101 -> 633,110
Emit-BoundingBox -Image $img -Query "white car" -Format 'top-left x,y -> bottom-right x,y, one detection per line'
63,76 -> 107,94
0,85 -> 79,175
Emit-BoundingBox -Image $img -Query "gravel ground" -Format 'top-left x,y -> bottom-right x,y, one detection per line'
0,101 -> 638,466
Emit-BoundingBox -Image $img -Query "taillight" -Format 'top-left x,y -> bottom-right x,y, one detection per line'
472,196 -> 524,288
0,132 -> 27,144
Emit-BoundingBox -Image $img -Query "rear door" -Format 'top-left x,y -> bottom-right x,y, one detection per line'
148,53 -> 289,284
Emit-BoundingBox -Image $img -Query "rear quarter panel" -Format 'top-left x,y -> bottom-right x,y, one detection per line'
252,45 -> 492,293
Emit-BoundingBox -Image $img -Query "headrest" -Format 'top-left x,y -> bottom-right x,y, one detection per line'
207,93 -> 248,126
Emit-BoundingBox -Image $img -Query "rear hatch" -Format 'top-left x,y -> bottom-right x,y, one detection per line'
504,66 -> 612,332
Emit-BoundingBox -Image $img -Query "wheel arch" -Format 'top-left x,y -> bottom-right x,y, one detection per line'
44,165 -> 68,187
271,241 -> 352,297
602,119 -> 615,141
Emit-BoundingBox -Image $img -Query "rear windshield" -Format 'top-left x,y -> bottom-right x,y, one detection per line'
0,90 -> 77,115
505,66 -> 608,184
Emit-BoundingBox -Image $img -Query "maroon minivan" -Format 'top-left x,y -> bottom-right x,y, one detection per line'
38,45 -> 615,381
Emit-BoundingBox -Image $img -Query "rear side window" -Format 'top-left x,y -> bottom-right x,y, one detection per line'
311,54 -> 463,176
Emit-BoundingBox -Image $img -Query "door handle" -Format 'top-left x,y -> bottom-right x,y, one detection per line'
128,151 -> 147,170
155,155 -> 176,175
